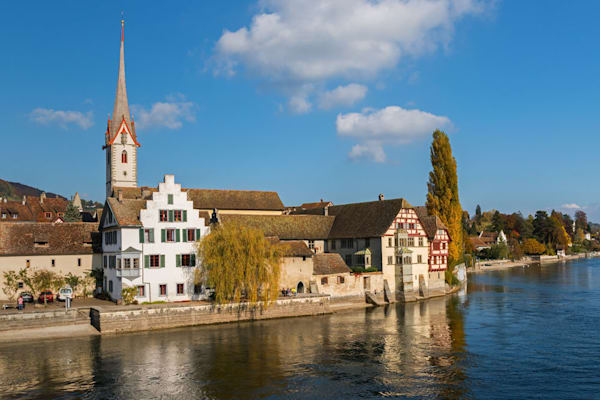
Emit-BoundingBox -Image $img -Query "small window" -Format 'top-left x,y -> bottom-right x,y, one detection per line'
144,229 -> 154,243
166,229 -> 175,242
168,194 -> 173,204
387,256 -> 393,265
388,238 -> 392,247
123,258 -> 131,268
177,283 -> 184,295
18,282 -> 23,289
137,286 -> 145,297
26,259 -> 30,268
51,259 -> 55,267
109,280 -> 113,292
133,258 -> 139,269
337,276 -> 345,284
417,255 -> 422,263
321,277 -> 328,285
121,150 -> 128,163
365,238 -> 370,247
150,255 -> 160,267
1,213 -> 6,219
418,238 -> 424,247
187,229 -> 195,242
77,258 -> 81,267
345,254 -> 352,265
174,210 -> 182,222
45,212 -> 52,219
159,284 -> 167,296
308,240 -> 315,250
182,254 -> 192,266
12,213 -> 18,219
408,238 -> 415,247
159,210 -> 168,222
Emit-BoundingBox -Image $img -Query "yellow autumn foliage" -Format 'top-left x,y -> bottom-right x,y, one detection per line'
197,221 -> 283,306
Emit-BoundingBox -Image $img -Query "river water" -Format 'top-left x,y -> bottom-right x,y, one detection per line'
1,258 -> 599,399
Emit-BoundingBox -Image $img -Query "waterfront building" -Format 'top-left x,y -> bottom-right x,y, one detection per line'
100,174 -> 210,302
0,222 -> 101,300
414,206 -> 450,296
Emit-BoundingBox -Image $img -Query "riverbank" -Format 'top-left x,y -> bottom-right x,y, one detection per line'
470,252 -> 598,273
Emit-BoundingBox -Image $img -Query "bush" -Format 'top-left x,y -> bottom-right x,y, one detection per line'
445,269 -> 460,286
121,286 -> 138,305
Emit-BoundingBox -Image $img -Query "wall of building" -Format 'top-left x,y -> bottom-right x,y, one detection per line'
314,272 -> 385,299
0,254 -> 101,300
90,295 -> 331,334
279,256 -> 313,293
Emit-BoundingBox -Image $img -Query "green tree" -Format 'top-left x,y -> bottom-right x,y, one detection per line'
2,271 -> 20,301
64,201 -> 82,222
491,211 -> 504,233
475,205 -> 482,222
32,269 -> 61,305
198,222 -> 283,306
575,210 -> 587,232
426,130 -> 464,264
64,273 -> 81,296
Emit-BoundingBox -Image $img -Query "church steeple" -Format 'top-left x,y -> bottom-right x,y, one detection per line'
111,18 -> 132,137
104,18 -> 139,199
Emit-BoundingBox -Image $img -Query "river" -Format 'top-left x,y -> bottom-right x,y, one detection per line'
1,258 -> 599,399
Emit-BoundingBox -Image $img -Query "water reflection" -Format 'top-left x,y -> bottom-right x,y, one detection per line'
5,258 -> 599,399
0,294 -> 468,399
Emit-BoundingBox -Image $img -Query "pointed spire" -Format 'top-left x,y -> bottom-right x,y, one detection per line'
111,18 -> 132,137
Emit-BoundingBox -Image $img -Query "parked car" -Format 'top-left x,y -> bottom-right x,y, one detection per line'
38,291 -> 54,303
57,286 -> 73,302
19,292 -> 34,303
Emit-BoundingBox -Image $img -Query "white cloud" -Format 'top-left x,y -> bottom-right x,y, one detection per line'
562,203 -> 582,210
214,0 -> 487,108
337,105 -> 451,162
132,95 -> 196,130
29,108 -> 94,130
318,83 -> 367,110
288,94 -> 312,114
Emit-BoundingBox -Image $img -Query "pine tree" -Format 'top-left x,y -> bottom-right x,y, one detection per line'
426,130 -> 464,263
64,201 -> 82,222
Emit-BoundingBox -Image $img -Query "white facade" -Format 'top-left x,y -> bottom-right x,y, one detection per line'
102,175 -> 209,303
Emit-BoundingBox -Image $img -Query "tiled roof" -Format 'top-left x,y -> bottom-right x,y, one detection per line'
300,201 -> 333,209
113,186 -> 285,211
0,222 -> 101,256
414,206 -> 450,240
219,214 -> 334,240
267,237 -> 313,257
0,196 -> 68,223
104,198 -> 147,227
469,236 -> 489,249
313,253 -> 351,275
325,198 -> 412,239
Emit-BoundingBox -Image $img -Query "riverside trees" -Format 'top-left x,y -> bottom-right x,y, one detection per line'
197,222 -> 283,306
426,130 -> 464,266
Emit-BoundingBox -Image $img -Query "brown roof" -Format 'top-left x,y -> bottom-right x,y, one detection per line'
313,253 -> 351,275
267,237 -> 313,257
469,236 -> 489,249
113,186 -> 284,211
0,196 -> 68,223
414,206 -> 450,240
324,198 -> 412,239
300,201 -> 333,209
103,198 -> 147,227
479,231 -> 498,245
0,201 -> 34,222
0,222 -> 101,256
219,214 -> 334,240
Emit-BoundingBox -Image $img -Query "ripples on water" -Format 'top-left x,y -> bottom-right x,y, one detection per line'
1,259 -> 599,399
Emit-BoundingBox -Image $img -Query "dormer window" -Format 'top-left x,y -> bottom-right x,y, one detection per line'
1,213 -> 6,219
12,214 -> 18,219
44,212 -> 52,219
34,240 -> 49,248
122,150 -> 128,163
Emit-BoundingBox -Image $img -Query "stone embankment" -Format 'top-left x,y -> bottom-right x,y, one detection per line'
0,308 -> 90,332
91,295 -> 331,334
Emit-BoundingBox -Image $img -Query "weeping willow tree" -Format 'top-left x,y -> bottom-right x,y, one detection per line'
197,222 -> 283,306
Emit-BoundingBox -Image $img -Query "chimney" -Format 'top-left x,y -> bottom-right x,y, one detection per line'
378,193 -> 384,201
210,208 -> 220,225
117,190 -> 123,202
324,206 -> 329,216
22,195 -> 26,205
2,197 -> 6,203
40,192 -> 46,204
320,198 -> 324,202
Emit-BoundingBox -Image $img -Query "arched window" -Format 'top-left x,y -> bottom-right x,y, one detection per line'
121,150 -> 128,163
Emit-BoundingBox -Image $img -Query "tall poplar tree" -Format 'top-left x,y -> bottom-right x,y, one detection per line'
426,130 -> 464,263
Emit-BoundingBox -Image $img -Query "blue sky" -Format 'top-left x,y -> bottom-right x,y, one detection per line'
1,1 -> 599,220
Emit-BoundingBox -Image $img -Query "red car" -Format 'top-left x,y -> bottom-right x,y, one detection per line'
38,291 -> 54,303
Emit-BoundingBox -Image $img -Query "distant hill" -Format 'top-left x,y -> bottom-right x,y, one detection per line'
0,179 -> 66,201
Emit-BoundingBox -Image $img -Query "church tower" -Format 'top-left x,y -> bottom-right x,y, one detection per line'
103,19 -> 140,198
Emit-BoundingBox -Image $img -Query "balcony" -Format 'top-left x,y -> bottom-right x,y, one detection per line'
116,268 -> 141,278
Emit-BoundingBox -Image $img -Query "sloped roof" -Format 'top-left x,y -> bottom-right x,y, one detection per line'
300,201 -> 333,209
104,197 -> 147,227
0,222 -> 101,256
313,253 -> 351,275
219,214 -> 334,240
325,198 -> 412,239
414,206 -> 450,240
0,201 -> 34,221
113,186 -> 284,211
469,236 -> 489,249
267,237 -> 313,257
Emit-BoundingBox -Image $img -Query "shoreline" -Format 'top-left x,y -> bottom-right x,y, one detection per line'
470,253 -> 597,273
0,289 -> 462,344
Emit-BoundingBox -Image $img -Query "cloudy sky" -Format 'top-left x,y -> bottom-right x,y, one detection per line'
1,1 -> 599,220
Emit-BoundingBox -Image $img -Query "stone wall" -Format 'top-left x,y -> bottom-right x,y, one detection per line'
0,309 -> 90,331
90,295 -> 331,334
